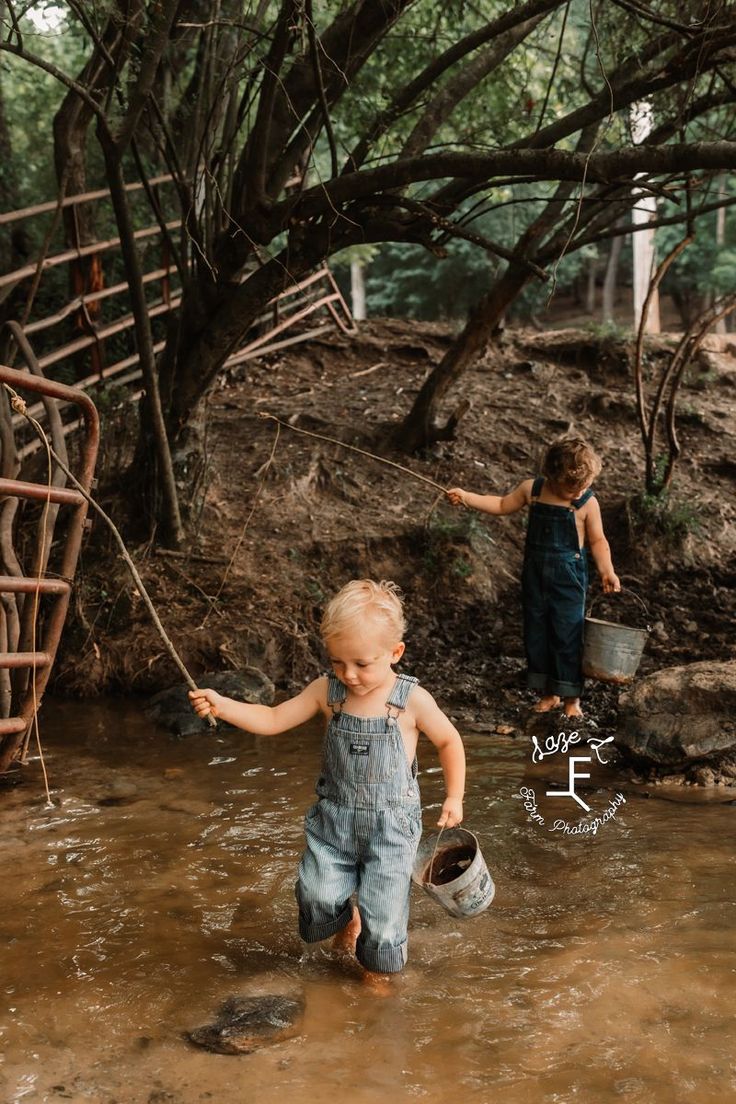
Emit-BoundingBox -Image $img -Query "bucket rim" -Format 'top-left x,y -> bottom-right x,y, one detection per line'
412,826 -> 483,888
584,615 -> 649,636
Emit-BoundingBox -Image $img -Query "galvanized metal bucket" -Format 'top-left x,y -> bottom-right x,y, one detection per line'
412,827 -> 495,918
582,589 -> 650,685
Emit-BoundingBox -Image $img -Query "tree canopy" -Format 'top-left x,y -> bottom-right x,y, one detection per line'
2,0 -> 736,535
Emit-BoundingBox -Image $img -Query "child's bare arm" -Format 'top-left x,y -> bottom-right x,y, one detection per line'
188,677 -> 326,735
584,499 -> 621,593
412,687 -> 465,828
447,479 -> 532,516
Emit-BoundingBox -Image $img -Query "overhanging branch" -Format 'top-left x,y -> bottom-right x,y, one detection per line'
275,142 -> 736,226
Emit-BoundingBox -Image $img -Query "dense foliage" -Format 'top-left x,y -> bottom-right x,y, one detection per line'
1,0 -> 735,525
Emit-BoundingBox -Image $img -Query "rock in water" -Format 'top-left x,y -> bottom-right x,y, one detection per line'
618,659 -> 736,767
146,669 -> 275,737
187,995 -> 304,1055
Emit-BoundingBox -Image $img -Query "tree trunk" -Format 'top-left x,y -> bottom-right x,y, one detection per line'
0,67 -> 29,345
585,252 -> 597,314
0,69 -> 15,274
126,242 -> 322,519
50,5 -> 137,372
715,178 -> 727,335
100,139 -> 184,547
631,101 -> 660,333
398,263 -> 531,452
350,260 -> 367,320
602,232 -> 623,323
160,240 -> 326,438
53,85 -> 105,374
396,126 -> 602,454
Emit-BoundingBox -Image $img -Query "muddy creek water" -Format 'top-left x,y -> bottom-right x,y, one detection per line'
1,699 -> 735,1104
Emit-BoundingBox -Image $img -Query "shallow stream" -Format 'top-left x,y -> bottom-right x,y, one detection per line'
1,699 -> 734,1104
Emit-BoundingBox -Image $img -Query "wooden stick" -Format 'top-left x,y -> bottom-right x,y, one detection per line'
350,360 -> 387,378
257,411 -> 449,494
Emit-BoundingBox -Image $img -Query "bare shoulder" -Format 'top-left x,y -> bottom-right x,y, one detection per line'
409,684 -> 436,712
496,478 -> 533,515
306,675 -> 330,716
409,684 -> 447,724
580,493 -> 602,520
518,478 -> 535,504
408,684 -> 460,745
581,493 -> 607,541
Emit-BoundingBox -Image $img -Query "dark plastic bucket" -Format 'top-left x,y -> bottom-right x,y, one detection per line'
412,827 -> 495,918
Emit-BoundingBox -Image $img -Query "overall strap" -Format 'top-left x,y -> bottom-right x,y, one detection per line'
531,476 -> 544,500
386,673 -> 419,718
326,674 -> 347,713
572,487 -> 595,509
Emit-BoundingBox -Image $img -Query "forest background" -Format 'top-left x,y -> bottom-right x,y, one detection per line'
0,0 -> 735,735
4,14 -> 736,1104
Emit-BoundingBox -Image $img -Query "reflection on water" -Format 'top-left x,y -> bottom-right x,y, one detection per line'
0,698 -> 735,1104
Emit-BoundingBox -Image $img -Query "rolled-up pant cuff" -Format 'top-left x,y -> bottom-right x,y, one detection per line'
547,678 -> 583,698
526,672 -> 582,698
355,935 -> 407,974
297,898 -> 354,944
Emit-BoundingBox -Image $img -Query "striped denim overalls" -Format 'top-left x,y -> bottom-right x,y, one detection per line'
296,673 -> 422,974
522,476 -> 594,699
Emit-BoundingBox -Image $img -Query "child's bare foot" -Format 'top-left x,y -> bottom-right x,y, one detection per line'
332,906 -> 361,955
563,698 -> 583,719
533,695 -> 560,713
361,969 -> 393,995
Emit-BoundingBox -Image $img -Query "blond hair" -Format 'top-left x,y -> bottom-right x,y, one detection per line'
542,436 -> 602,494
321,579 -> 406,644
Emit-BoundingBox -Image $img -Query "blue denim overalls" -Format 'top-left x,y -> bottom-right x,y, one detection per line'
522,477 -> 594,699
296,673 -> 422,974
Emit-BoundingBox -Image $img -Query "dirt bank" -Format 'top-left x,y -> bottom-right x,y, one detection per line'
53,319 -> 736,737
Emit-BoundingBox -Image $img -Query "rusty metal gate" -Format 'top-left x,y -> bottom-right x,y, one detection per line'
0,350 -> 99,775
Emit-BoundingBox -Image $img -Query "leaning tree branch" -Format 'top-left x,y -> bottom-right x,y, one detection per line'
531,83 -> 736,268
264,0 -> 412,201
66,0 -> 119,72
113,0 -> 181,153
343,0 -> 566,174
634,232 -> 693,463
2,0 -> 23,48
661,293 -> 736,490
236,0 -> 300,205
606,0 -> 707,37
399,11 -> 550,161
272,142 -> 736,228
569,191 -> 736,249
499,17 -> 735,170
534,0 -> 571,133
423,42 -> 735,216
0,41 -> 112,134
305,0 -> 339,178
360,194 -> 549,279
536,85 -> 736,259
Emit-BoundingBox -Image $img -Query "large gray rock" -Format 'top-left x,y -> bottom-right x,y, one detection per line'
618,660 -> 736,766
146,668 -> 275,736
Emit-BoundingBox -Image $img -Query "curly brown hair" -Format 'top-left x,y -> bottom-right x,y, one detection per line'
541,436 -> 602,495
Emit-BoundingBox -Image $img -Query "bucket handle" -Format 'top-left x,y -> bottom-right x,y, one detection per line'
427,824 -> 445,885
588,579 -> 651,628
